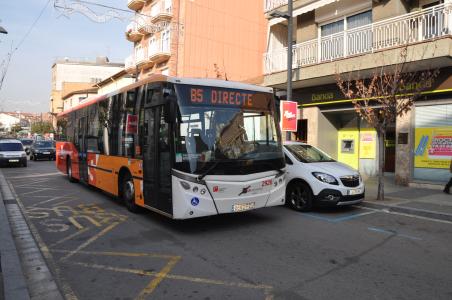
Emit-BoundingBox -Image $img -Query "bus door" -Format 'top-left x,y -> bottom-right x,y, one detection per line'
78,116 -> 89,182
143,105 -> 173,215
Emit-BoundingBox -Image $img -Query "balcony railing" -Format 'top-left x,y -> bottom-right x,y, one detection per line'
135,47 -> 147,65
264,0 -> 287,12
150,0 -> 173,21
148,38 -> 171,63
125,55 -> 135,71
264,3 -> 452,74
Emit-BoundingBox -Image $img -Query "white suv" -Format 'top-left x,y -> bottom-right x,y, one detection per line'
0,139 -> 28,167
284,142 -> 364,211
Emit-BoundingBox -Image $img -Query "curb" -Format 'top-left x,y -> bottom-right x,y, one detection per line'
0,170 -> 64,300
0,172 -> 30,300
360,200 -> 452,222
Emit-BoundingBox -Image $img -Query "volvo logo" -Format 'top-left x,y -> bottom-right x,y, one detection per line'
239,186 -> 251,196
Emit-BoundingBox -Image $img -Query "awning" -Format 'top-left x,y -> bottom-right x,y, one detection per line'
269,0 -> 337,26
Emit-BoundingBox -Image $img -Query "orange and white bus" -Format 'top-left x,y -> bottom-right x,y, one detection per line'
56,75 -> 285,219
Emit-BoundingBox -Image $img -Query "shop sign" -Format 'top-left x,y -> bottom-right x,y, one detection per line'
414,127 -> 452,169
359,131 -> 376,159
280,101 -> 297,132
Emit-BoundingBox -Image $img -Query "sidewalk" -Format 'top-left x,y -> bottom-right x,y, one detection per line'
0,170 -> 63,300
362,174 -> 452,222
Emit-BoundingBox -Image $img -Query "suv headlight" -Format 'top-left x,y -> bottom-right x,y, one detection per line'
312,172 -> 339,185
21,153 -> 27,157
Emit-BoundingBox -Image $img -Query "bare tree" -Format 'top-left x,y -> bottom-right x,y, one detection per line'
336,46 -> 439,200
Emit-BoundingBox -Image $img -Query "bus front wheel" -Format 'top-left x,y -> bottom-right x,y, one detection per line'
122,173 -> 139,213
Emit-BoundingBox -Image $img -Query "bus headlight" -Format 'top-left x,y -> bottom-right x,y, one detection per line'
200,189 -> 206,195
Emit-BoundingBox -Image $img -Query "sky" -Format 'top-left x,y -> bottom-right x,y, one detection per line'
0,0 -> 132,113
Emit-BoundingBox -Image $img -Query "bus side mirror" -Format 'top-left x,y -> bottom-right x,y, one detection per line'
164,96 -> 177,123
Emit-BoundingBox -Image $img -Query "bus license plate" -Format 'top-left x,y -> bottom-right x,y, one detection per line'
232,202 -> 255,212
9,159 -> 19,162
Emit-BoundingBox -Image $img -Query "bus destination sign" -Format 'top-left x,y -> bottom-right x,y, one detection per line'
175,84 -> 272,110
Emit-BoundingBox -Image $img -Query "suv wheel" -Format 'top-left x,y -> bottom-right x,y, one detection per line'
286,182 -> 313,212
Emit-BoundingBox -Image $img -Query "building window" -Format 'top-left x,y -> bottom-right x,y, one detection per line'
161,29 -> 170,52
320,10 -> 372,60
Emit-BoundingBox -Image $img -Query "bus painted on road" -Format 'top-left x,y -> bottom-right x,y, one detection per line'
56,75 -> 285,219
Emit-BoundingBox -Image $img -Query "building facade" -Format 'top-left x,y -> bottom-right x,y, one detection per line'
264,0 -> 452,185
50,57 -> 124,125
124,0 -> 267,82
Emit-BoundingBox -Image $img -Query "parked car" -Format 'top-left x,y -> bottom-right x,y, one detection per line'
283,142 -> 364,211
0,139 -> 28,167
19,138 -> 34,155
30,140 -> 56,161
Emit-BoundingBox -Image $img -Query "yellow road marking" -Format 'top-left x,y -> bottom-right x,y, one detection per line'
136,256 -> 181,300
48,227 -> 90,248
60,221 -> 120,261
65,260 -> 273,291
51,249 -> 181,259
8,182 -> 79,300
68,215 -> 102,229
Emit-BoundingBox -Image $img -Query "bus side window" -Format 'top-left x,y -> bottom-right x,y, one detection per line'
98,101 -> 109,155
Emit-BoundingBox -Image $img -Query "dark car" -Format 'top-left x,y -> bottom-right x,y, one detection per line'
30,141 -> 56,161
20,138 -> 34,155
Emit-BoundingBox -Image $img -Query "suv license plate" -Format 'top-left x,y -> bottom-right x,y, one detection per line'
9,159 -> 19,162
232,202 -> 255,212
43,152 -> 50,154
348,188 -> 362,195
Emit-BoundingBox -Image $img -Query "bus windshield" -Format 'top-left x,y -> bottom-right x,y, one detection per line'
174,84 -> 284,175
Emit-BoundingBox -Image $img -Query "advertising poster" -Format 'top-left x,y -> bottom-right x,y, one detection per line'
414,127 -> 452,169
125,114 -> 138,134
359,130 -> 376,159
281,101 -> 298,132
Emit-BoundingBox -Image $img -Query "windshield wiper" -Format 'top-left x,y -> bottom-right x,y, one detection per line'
197,161 -> 221,181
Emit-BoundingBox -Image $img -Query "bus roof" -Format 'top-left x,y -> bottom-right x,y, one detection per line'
57,75 -> 274,118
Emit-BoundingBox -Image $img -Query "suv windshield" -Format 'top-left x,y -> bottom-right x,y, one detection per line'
285,144 -> 335,163
173,84 -> 284,175
20,140 -> 33,146
34,141 -> 54,148
0,143 -> 24,151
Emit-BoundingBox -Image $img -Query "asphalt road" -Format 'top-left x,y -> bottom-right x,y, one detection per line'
3,161 -> 452,300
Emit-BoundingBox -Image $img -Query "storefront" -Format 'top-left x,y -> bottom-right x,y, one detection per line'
290,68 -> 452,184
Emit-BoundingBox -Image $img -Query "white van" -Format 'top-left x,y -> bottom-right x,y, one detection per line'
0,139 -> 28,167
283,142 -> 364,211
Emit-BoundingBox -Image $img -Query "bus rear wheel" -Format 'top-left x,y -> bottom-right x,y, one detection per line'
67,158 -> 77,183
122,173 -> 139,213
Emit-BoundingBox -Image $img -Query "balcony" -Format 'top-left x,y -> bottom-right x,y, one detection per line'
264,0 -> 287,13
148,39 -> 171,64
125,55 -> 135,72
128,0 -> 146,11
150,0 -> 173,22
135,47 -> 152,68
264,3 -> 452,75
125,22 -> 141,42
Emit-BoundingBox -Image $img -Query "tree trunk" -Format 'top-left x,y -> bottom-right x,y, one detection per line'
377,129 -> 385,201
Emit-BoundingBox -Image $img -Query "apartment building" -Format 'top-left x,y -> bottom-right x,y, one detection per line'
264,0 -> 452,185
124,0 -> 267,82
50,57 -> 124,126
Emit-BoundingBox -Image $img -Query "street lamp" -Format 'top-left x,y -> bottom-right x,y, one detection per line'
270,1 -> 293,140
0,26 -> 7,34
